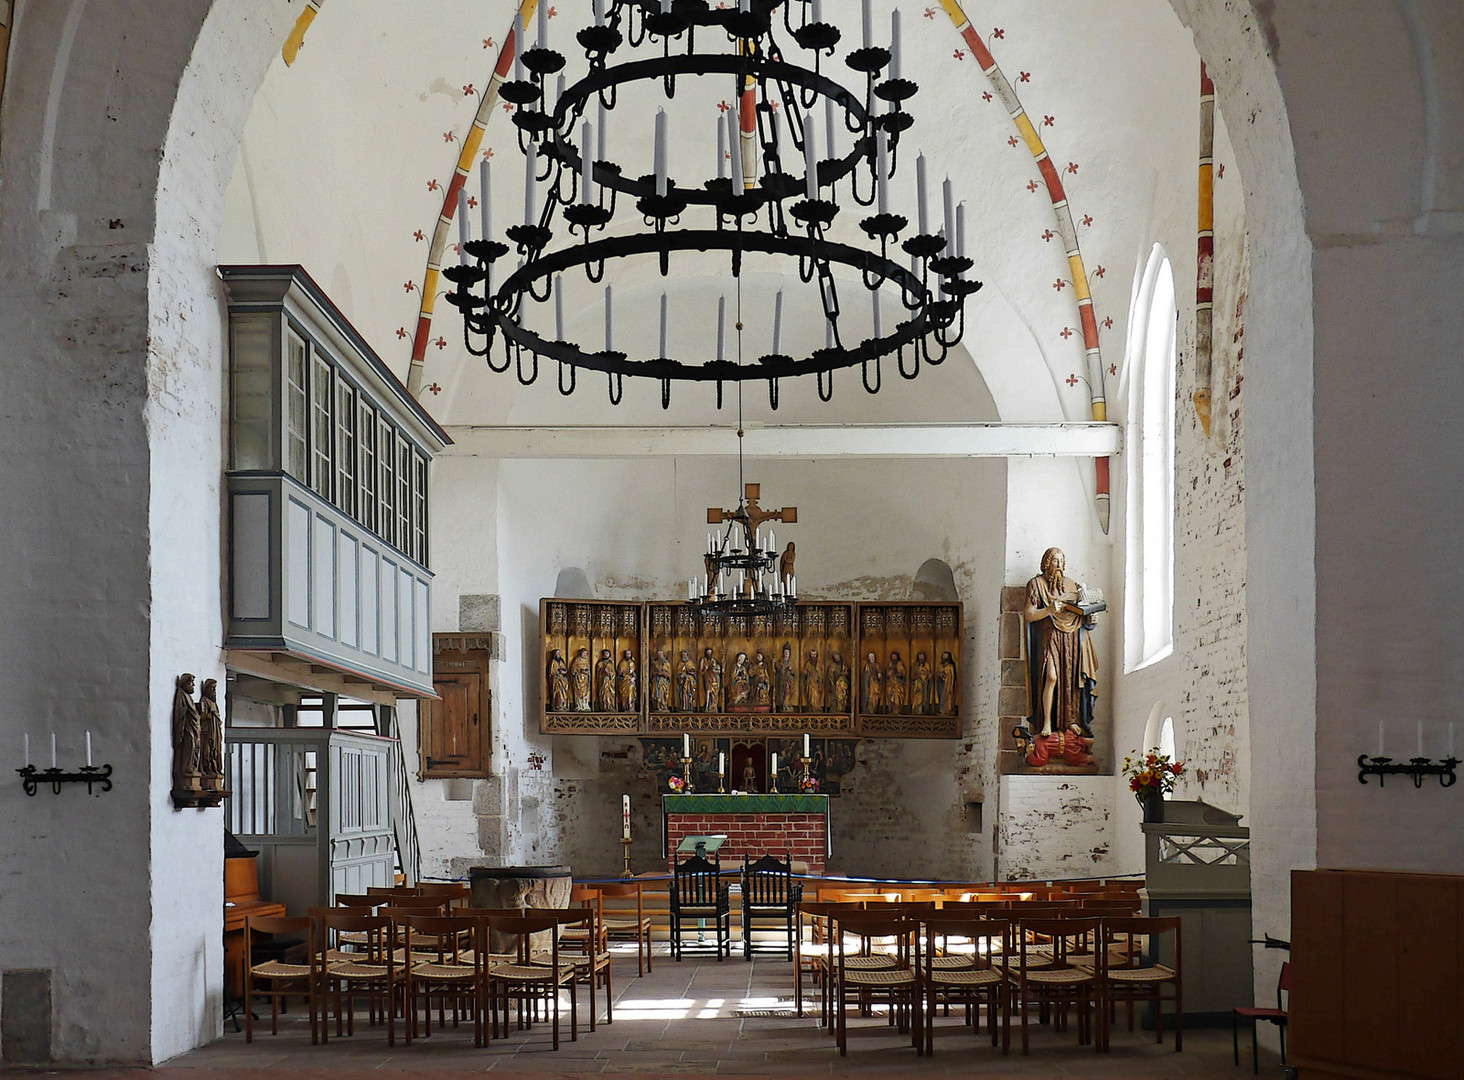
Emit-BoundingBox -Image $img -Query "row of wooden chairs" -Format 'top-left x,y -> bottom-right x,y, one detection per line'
241,889 -> 618,1051
793,903 -> 1181,1058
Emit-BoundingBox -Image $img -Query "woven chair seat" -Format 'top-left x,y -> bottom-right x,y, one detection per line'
491,963 -> 561,983
604,917 -> 650,931
676,904 -> 723,917
930,954 -> 978,970
1025,966 -> 1094,985
843,954 -> 897,971
930,967 -> 1002,987
329,960 -> 390,978
250,960 -> 312,979
1106,964 -> 1176,983
798,942 -> 832,958
411,961 -> 476,980
844,968 -> 917,988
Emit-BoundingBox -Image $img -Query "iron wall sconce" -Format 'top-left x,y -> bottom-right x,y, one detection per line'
1357,754 -> 1458,788
17,763 -> 113,796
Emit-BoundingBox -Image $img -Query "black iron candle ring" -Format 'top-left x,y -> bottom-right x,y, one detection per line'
17,763 -> 113,796
1358,754 -> 1459,788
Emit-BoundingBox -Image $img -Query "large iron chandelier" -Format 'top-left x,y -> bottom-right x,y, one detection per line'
444,0 -> 982,409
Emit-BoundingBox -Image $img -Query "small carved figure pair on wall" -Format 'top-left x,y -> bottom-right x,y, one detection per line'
172,672 -> 226,809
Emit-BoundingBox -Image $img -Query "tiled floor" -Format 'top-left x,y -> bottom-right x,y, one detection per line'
150,944 -> 1285,1079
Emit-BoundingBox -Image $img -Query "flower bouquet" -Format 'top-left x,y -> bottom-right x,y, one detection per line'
667,774 -> 689,793
1122,748 -> 1184,819
798,774 -> 820,793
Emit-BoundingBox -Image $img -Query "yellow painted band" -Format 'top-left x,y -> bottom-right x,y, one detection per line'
1069,257 -> 1091,301
1091,402 -> 1107,422
1015,113 -> 1044,155
422,268 -> 440,317
1198,165 -> 1213,230
282,5 -> 319,67
939,0 -> 970,28
457,125 -> 486,174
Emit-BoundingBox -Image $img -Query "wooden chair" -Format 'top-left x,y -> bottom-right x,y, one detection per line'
397,912 -> 484,1045
484,911 -> 577,1050
596,880 -> 654,976
315,910 -> 400,1045
833,912 -> 922,1057
1096,915 -> 1182,1052
795,900 -> 865,1024
558,889 -> 614,1030
1233,960 -> 1289,1073
417,881 -> 472,908
669,852 -> 731,961
1013,915 -> 1101,1055
921,913 -> 1010,1056
741,852 -> 803,961
242,914 -> 317,1043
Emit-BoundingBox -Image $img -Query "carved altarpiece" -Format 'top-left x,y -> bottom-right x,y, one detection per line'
540,600 -> 644,735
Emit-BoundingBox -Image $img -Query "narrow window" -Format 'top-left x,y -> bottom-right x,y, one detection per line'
334,380 -> 356,519
285,331 -> 309,482
397,435 -> 413,560
414,451 -> 428,567
358,400 -> 377,534
378,416 -> 396,547
310,352 -> 334,502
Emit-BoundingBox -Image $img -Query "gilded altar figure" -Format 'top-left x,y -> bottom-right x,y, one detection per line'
886,651 -> 907,712
937,650 -> 958,715
861,651 -> 883,713
1023,546 -> 1100,737
570,648 -> 592,711
198,677 -> 224,792
699,647 -> 723,712
595,649 -> 616,711
548,649 -> 571,711
829,651 -> 851,713
728,652 -> 751,708
776,642 -> 798,712
910,651 -> 932,713
616,649 -> 638,711
802,649 -> 824,711
171,673 -> 201,800
649,649 -> 672,712
676,649 -> 697,712
751,650 -> 773,709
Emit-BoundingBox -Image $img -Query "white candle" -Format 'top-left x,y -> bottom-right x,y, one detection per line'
826,315 -> 835,350
654,109 -> 668,197
803,733 -> 810,757
581,121 -> 594,204
598,100 -> 608,161
943,176 -> 955,248
513,15 -> 525,82
50,732 -> 56,769
728,104 -> 744,189
683,733 -> 691,757
771,751 -> 779,778
86,730 -> 92,768
622,793 -> 631,839
555,277 -> 565,341
604,285 -> 614,351
804,115 -> 819,201
890,9 -> 902,80
791,574 -> 797,596
537,0 -> 549,49
717,296 -> 726,361
770,108 -> 781,159
916,153 -> 929,234
718,751 -> 725,776
812,0 -> 823,22
956,202 -> 966,260
717,117 -> 728,180
824,95 -> 837,161
659,292 -> 669,357
593,0 -> 604,26
875,129 -> 890,215
873,288 -> 884,338
688,579 -> 695,601
1417,721 -> 1424,758
524,138 -> 537,227
1378,720 -> 1385,757
457,189 -> 469,264
23,733 -> 29,768
479,159 -> 492,241
1451,723 -> 1456,758
769,529 -> 775,551
661,0 -> 671,12
773,289 -> 784,354
553,74 -> 564,117
861,0 -> 872,48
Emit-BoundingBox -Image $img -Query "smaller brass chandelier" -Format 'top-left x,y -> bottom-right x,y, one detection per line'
691,479 -> 797,615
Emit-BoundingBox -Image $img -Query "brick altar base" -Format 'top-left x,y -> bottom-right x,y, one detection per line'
665,812 -> 828,875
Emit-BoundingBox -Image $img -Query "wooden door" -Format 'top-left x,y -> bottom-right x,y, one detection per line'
420,670 -> 487,778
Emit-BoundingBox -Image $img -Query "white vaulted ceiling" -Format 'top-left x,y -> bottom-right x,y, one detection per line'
220,0 -> 1219,434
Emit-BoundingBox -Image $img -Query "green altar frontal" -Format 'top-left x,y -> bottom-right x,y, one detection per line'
662,793 -> 829,814
662,793 -> 830,872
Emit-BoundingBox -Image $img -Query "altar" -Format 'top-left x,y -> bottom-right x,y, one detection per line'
662,793 -> 831,874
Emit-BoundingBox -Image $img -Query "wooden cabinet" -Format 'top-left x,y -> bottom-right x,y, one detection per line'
419,635 -> 492,778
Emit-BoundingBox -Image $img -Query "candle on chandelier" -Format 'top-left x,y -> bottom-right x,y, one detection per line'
479,159 -> 492,241
537,0 -> 549,49
717,117 -> 728,180
555,277 -> 565,341
593,0 -> 604,26
622,793 -> 631,839
916,153 -> 930,235
604,284 -> 614,351
825,314 -> 835,350
956,201 -> 966,260
50,732 -> 56,769
524,138 -> 538,226
943,176 -> 955,249
654,109 -> 668,197
513,14 -> 525,82
598,99 -> 608,161
890,9 -> 903,81
1378,719 -> 1384,757
717,295 -> 726,362
824,94 -> 837,161
1417,721 -> 1424,758
861,0 -> 872,48
457,189 -> 469,264
660,292 -> 669,358
581,121 -> 594,204
812,0 -> 823,22
804,114 -> 819,201
772,289 -> 784,354
875,129 -> 890,215
1451,723 -> 1456,758
873,287 -> 884,338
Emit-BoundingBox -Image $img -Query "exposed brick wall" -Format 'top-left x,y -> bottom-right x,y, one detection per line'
666,813 -> 828,875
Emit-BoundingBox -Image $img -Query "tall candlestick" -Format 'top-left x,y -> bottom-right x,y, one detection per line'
890,9 -> 903,81
876,129 -> 890,215
942,176 -> 955,247
773,289 -> 784,354
717,295 -> 726,361
622,793 -> 631,839
555,276 -> 565,341
479,159 -> 492,241
604,285 -> 614,351
524,138 -> 537,226
916,153 -> 929,234
581,121 -> 594,204
654,109 -> 668,197
86,730 -> 92,768
659,292 -> 669,357
804,114 -> 819,201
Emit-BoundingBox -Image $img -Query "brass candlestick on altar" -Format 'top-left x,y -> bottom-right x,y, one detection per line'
717,770 -> 725,794
683,759 -> 693,794
621,837 -> 634,878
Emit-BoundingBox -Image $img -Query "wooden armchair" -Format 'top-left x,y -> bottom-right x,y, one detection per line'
669,852 -> 731,961
741,852 -> 803,961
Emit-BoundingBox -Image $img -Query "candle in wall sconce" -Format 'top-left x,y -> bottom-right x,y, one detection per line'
1378,720 -> 1385,758
1418,721 -> 1424,758
86,731 -> 92,768
51,733 -> 56,769
23,733 -> 29,768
